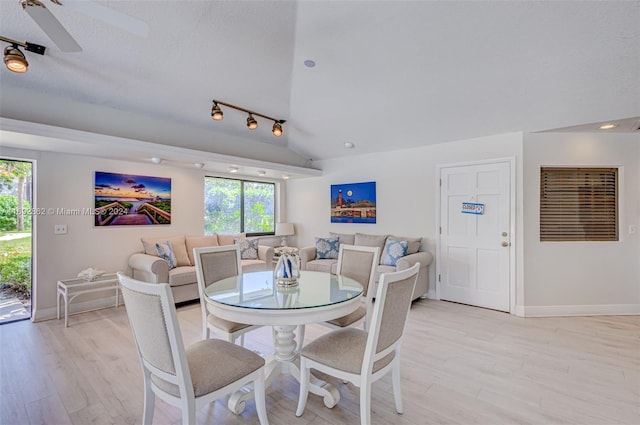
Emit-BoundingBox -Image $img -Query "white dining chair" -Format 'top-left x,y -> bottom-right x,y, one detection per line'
117,272 -> 269,425
323,244 -> 380,331
295,263 -> 420,425
193,245 -> 262,345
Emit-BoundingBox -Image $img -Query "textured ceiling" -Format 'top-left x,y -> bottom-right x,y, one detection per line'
1,1 -> 639,170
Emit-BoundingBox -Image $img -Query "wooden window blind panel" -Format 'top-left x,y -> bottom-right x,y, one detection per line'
540,167 -> 618,241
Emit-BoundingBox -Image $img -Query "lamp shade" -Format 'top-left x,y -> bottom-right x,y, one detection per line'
275,222 -> 294,236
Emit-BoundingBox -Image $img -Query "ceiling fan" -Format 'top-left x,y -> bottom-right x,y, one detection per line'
21,0 -> 149,52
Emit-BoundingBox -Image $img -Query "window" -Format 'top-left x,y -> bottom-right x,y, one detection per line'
540,167 -> 618,241
204,177 -> 275,236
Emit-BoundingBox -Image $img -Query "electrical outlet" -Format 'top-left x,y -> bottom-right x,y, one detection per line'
54,224 -> 67,235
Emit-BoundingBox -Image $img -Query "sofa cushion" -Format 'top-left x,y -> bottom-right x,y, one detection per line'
168,266 -> 197,287
235,238 -> 258,260
141,235 -> 191,267
354,233 -> 388,252
186,235 -> 219,264
218,233 -> 246,246
306,259 -> 336,274
330,232 -> 355,245
155,241 -> 177,269
381,239 -> 408,266
315,236 -> 340,259
389,235 -> 422,255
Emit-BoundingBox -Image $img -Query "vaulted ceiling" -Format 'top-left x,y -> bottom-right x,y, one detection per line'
1,1 -> 638,172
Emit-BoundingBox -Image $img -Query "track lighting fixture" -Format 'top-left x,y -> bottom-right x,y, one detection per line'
211,99 -> 286,137
1,36 -> 46,73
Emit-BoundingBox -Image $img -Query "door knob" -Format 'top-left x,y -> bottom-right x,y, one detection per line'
501,241 -> 509,247
501,232 -> 508,237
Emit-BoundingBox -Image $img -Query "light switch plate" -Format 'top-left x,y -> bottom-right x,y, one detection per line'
54,224 -> 67,235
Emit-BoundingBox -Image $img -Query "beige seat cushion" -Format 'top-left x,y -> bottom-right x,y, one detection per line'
151,339 -> 264,397
168,266 -> 196,287
325,304 -> 366,327
141,235 -> 191,267
242,259 -> 267,272
207,314 -> 253,333
301,328 -> 394,374
185,235 -> 219,265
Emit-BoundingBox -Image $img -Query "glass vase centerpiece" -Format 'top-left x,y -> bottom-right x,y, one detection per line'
274,249 -> 300,287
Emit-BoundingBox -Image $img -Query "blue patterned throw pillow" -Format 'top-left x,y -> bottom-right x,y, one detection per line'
155,241 -> 177,269
235,238 -> 259,260
381,239 -> 408,266
315,236 -> 340,259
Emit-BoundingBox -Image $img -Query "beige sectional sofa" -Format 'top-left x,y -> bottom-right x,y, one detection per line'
299,232 -> 433,300
128,234 -> 274,303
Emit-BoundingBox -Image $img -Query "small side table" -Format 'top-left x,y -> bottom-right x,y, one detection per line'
57,273 -> 120,327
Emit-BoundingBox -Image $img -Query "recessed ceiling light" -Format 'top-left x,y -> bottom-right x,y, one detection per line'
194,162 -> 204,169
304,59 -> 316,68
282,174 -> 290,180
257,170 -> 267,176
229,166 -> 239,173
151,157 -> 163,164
599,123 -> 617,130
344,142 -> 355,149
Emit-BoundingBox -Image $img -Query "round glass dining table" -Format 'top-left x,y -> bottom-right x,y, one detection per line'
205,270 -> 363,412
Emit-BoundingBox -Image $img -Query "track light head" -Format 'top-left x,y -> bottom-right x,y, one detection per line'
4,45 -> 28,73
211,102 -> 223,120
272,122 -> 283,137
247,114 -> 258,130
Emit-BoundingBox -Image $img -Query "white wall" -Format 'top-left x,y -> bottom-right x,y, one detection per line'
522,133 -> 640,316
286,132 -> 524,300
2,147 -> 283,321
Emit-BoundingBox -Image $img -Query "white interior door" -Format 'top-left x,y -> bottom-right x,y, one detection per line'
438,160 -> 513,312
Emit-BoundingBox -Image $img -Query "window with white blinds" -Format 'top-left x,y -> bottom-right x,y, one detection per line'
540,167 -> 618,242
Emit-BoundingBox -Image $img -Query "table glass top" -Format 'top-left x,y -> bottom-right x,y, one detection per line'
205,270 -> 363,310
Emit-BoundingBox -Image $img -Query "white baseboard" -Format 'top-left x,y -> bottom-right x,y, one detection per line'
33,295 -> 120,323
520,303 -> 640,317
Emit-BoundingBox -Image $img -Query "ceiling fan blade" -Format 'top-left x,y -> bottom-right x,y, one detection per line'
62,1 -> 149,37
22,0 -> 82,52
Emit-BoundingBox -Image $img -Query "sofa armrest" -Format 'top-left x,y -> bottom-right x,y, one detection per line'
258,245 -> 274,264
299,246 -> 317,269
396,251 -> 434,299
396,251 -> 433,270
128,253 -> 169,283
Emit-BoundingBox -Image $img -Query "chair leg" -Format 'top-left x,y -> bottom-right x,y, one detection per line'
203,325 -> 210,340
359,380 -> 372,425
181,399 -> 196,425
254,370 -> 270,425
391,357 -> 404,414
142,373 -> 155,425
295,358 -> 310,417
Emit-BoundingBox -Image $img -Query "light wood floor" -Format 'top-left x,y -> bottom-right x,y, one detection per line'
1,299 -> 638,425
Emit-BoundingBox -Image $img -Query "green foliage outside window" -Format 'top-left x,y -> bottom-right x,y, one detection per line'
204,177 -> 274,235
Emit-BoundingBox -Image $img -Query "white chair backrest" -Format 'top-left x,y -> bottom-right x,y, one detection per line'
361,263 -> 420,375
117,272 -> 194,400
336,244 -> 380,298
193,245 -> 242,304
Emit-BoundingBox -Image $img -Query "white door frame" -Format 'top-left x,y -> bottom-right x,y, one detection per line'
435,157 -> 517,314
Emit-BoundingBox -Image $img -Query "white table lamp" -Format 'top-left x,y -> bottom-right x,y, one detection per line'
275,222 -> 295,246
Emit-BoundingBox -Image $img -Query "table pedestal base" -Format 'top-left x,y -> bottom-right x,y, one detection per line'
227,325 -> 341,414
